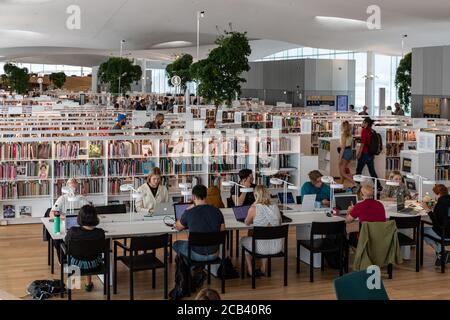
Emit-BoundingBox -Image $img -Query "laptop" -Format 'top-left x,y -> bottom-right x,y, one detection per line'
172,196 -> 184,204
153,202 -> 174,216
65,215 -> 79,230
300,194 -> 317,212
334,194 -> 358,215
277,192 -> 295,204
174,203 -> 190,221
397,193 -> 417,214
232,205 -> 251,223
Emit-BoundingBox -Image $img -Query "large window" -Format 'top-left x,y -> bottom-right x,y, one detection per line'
0,62 -> 91,76
374,54 -> 401,113
149,68 -> 197,95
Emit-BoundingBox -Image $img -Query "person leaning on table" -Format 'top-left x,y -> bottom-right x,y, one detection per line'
50,178 -> 90,217
300,170 -> 331,207
135,167 -> 169,214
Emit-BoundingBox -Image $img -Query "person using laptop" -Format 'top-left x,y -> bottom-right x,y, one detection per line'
421,184 -> 450,266
300,170 -> 331,207
174,184 -> 225,261
51,178 -> 90,217
381,170 -> 410,201
231,169 -> 256,207
240,185 -> 283,277
135,167 -> 169,214
64,205 -> 105,292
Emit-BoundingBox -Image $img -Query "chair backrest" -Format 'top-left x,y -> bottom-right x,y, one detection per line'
42,208 -> 52,241
389,215 -> 421,229
95,204 -> 126,215
334,270 -> 389,300
226,197 -> 235,208
311,221 -> 346,238
67,238 -> 110,259
129,234 -> 169,252
296,195 -> 302,204
253,225 -> 289,240
188,231 -> 227,247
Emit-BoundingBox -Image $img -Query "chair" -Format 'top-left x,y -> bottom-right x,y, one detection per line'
60,238 -> 110,300
95,204 -> 126,215
184,231 -> 227,295
113,234 -> 169,300
226,197 -> 239,257
390,215 -> 421,272
297,221 -> 346,282
334,270 -> 389,300
296,196 -> 302,204
241,225 -> 289,289
421,212 -> 450,273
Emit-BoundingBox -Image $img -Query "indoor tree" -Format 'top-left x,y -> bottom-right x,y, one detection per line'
166,54 -> 193,92
395,52 -> 412,113
98,57 -> 142,95
3,63 -> 30,94
49,72 -> 67,89
191,31 -> 251,106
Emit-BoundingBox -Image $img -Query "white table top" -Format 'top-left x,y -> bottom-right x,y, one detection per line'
41,202 -> 426,241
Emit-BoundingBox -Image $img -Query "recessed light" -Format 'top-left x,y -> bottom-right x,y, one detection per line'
152,41 -> 193,49
315,16 -> 366,27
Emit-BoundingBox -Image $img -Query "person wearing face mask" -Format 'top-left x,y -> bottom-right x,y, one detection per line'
144,113 -> 165,130
381,171 -> 410,201
300,170 -> 331,207
135,167 -> 169,214
421,184 -> 450,266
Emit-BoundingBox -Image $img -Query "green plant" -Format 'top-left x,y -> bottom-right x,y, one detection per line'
3,63 -> 29,94
98,57 -> 142,95
395,52 -> 412,113
191,31 -> 251,106
166,54 -> 193,91
49,72 -> 67,89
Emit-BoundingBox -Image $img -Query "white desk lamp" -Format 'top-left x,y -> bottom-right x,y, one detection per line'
353,174 -> 400,200
61,186 -> 79,216
179,182 -> 192,203
120,183 -> 143,222
270,177 -> 298,212
405,173 -> 435,202
320,176 -> 344,210
222,180 -> 254,206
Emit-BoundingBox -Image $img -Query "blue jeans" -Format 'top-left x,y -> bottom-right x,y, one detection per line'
424,227 -> 450,254
172,240 -> 218,262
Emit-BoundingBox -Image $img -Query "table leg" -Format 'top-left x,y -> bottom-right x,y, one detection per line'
420,221 -> 424,266
235,230 -> 240,258
229,231 -> 233,257
50,238 -> 54,274
47,238 -> 51,266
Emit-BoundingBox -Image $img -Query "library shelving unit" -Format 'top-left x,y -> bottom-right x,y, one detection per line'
318,137 -> 340,178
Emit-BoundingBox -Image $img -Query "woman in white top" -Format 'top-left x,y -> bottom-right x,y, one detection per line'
135,167 -> 169,214
240,185 -> 283,277
51,178 -> 90,217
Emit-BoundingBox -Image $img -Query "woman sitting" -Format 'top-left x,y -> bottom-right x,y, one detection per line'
135,167 -> 169,214
380,170 -> 410,201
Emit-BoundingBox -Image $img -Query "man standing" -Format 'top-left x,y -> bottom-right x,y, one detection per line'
356,117 -> 380,190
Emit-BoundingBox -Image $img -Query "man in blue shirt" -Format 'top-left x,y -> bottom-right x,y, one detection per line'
300,170 -> 331,207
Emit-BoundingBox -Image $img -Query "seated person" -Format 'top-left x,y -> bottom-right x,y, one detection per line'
51,178 -> 90,217
206,185 -> 225,209
231,169 -> 256,207
381,170 -> 410,201
144,113 -> 164,130
346,184 -> 386,246
240,185 -> 283,277
206,118 -> 216,129
300,170 -> 331,207
135,167 -> 169,214
64,205 -> 105,292
421,184 -> 450,266
175,184 -> 225,261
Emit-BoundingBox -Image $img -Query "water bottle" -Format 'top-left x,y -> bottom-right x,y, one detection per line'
53,205 -> 61,234
346,187 -> 353,193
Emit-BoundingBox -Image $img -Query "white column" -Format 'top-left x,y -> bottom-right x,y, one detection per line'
365,51 -> 375,115
91,66 -> 99,93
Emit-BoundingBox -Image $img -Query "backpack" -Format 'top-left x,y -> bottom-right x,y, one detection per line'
216,257 -> 239,279
169,255 -> 205,300
368,129 -> 383,155
27,280 -> 65,300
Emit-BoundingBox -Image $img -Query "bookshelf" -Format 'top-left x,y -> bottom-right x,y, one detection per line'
318,137 -> 340,178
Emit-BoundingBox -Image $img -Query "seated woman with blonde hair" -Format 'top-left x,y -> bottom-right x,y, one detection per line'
135,167 -> 169,214
240,185 -> 283,277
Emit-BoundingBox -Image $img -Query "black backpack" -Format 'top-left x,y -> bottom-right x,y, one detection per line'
368,129 -> 383,155
169,255 -> 205,300
217,257 -> 239,279
27,280 -> 65,300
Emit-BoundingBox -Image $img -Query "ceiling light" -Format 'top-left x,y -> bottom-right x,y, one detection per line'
0,29 -> 43,38
152,41 -> 193,49
315,16 -> 366,27
2,0 -> 54,3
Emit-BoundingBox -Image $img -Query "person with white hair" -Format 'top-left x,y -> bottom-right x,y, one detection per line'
50,178 -> 90,217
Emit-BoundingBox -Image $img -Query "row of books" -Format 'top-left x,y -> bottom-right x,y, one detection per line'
312,121 -> 332,132
258,137 -> 292,153
0,142 -> 51,160
108,141 -> 153,157
159,158 -> 203,174
436,150 -> 450,165
386,158 -> 401,172
108,177 -> 146,194
436,168 -> 450,181
0,181 -> 51,199
209,140 -> 249,155
436,135 -> 450,150
319,140 -> 331,152
386,129 -> 416,143
385,144 -> 404,157
0,161 -> 43,180
54,160 -> 104,178
108,159 -> 156,176
54,179 -> 103,196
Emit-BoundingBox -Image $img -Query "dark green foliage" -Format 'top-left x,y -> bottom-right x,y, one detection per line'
395,52 -> 412,113
49,72 -> 67,89
98,57 -> 142,95
166,54 -> 193,91
3,63 -> 29,94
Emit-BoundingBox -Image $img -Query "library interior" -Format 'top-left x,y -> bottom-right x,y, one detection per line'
2,0 -> 450,302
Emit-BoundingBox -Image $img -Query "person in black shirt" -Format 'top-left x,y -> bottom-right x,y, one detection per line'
144,113 -> 164,130
422,184 -> 450,265
65,205 -> 105,292
134,97 -> 145,111
231,169 -> 256,207
175,184 -> 225,261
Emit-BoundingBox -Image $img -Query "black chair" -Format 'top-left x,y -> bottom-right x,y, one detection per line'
296,196 -> 302,204
297,221 -> 346,282
241,225 -> 289,289
114,234 -> 169,300
226,197 -> 239,258
95,204 -> 126,215
390,215 -> 421,272
421,217 -> 450,273
184,231 -> 227,295
60,238 -> 110,300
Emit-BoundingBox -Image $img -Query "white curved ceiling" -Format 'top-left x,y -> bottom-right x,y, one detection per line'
1,0 -> 450,66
